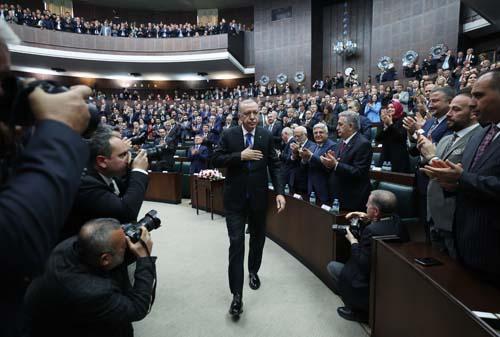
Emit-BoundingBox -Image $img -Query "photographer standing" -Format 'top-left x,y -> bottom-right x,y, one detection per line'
64,125 -> 149,239
326,190 -> 409,323
0,36 -> 91,335
25,218 -> 156,337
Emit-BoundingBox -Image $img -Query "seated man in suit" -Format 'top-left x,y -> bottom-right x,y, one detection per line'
298,123 -> 336,205
417,88 -> 481,258
26,218 -> 156,337
188,134 -> 209,174
321,111 -> 373,211
327,190 -> 409,322
64,125 -> 149,239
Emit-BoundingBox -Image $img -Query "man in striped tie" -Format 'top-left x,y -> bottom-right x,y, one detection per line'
422,69 -> 500,286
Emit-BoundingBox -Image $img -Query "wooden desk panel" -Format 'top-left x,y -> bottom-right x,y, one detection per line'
369,170 -> 415,186
265,192 -> 351,291
144,172 -> 182,204
371,240 -> 500,337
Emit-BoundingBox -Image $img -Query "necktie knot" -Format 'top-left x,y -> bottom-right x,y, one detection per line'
245,133 -> 253,147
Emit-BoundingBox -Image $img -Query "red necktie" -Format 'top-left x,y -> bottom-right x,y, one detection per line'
471,125 -> 500,168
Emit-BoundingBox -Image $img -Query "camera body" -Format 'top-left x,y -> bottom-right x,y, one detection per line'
0,76 -> 99,137
122,209 -> 161,243
332,217 -> 363,239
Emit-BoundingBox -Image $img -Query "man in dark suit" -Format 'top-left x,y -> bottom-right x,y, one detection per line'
404,86 -> 453,240
188,134 -> 209,174
26,218 -> 156,337
265,111 -> 283,149
299,123 -> 336,205
422,70 -> 500,286
64,126 -> 149,239
212,99 -> 286,317
326,190 -> 409,322
321,111 -> 373,211
0,76 -> 91,336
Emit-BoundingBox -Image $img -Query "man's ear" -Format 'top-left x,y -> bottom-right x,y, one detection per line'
99,252 -> 113,269
95,155 -> 108,170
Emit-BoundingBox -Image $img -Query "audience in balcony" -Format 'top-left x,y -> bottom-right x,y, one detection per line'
0,3 -> 250,38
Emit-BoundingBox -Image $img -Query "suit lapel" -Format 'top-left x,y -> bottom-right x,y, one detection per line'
340,133 -> 358,161
472,126 -> 500,171
462,126 -> 487,170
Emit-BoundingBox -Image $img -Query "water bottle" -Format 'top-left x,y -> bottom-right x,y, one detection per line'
284,184 -> 290,195
382,161 -> 389,171
386,161 -> 392,172
309,192 -> 316,205
268,182 -> 274,190
330,198 -> 340,215
370,158 -> 375,170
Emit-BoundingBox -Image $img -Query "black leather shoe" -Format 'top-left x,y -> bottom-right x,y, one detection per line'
229,293 -> 243,316
249,273 -> 260,290
337,306 -> 368,323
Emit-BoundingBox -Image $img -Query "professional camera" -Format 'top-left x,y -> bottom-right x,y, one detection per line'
0,75 -> 99,138
332,217 -> 363,239
122,209 -> 161,243
130,144 -> 174,161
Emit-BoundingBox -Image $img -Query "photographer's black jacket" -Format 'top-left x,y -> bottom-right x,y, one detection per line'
338,215 -> 409,311
0,120 -> 89,337
25,237 -> 157,337
64,167 -> 149,239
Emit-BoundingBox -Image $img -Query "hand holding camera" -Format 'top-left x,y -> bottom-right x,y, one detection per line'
29,85 -> 92,134
131,149 -> 149,171
126,226 -> 153,258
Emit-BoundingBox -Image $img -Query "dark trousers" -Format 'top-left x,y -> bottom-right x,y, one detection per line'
225,205 -> 267,295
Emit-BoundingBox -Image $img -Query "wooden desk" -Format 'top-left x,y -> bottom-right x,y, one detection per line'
369,170 -> 415,186
144,172 -> 182,204
370,239 -> 500,337
265,191 -> 351,291
191,176 -> 225,219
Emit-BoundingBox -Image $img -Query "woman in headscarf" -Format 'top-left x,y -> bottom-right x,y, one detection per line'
375,100 -> 411,173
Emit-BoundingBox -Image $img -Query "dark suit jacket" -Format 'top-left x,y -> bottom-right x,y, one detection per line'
188,145 -> 209,174
290,140 -> 315,193
280,139 -> 296,187
0,121 -> 88,337
339,216 -> 409,311
305,139 -> 336,203
455,124 -> 500,282
64,168 -> 149,238
267,122 -> 283,149
25,237 -> 156,337
375,118 -> 411,173
328,133 -> 373,211
212,126 -> 284,212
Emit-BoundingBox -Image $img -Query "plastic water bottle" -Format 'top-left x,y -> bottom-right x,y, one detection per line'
370,158 -> 375,170
330,198 -> 340,215
268,182 -> 274,190
284,184 -> 290,195
387,161 -> 392,172
382,161 -> 389,171
309,192 -> 316,205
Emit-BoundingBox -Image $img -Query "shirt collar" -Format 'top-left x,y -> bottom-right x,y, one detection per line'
98,173 -> 114,186
455,123 -> 479,138
344,131 -> 357,144
436,114 -> 447,124
242,125 -> 256,137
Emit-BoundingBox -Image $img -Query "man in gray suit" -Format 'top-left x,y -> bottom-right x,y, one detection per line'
418,88 -> 481,257
422,69 -> 500,285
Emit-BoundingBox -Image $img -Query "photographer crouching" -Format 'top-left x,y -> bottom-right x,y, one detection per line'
327,190 -> 409,323
63,125 -> 149,239
0,31 -> 92,335
26,213 -> 160,337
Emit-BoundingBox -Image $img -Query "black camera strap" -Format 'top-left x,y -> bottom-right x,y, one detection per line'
139,238 -> 156,312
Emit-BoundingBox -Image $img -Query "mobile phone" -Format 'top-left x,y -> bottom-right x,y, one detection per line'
414,257 -> 443,267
